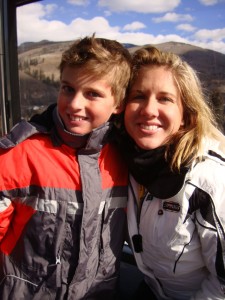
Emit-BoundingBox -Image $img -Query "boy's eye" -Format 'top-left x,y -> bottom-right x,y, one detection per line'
87,91 -> 101,98
61,85 -> 74,94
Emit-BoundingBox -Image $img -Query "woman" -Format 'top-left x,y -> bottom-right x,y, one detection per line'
120,46 -> 225,299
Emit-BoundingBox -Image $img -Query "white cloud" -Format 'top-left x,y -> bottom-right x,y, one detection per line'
193,28 -> 225,42
16,3 -> 225,54
176,23 -> 197,32
123,22 -> 146,32
153,12 -> 194,23
198,0 -> 219,5
17,3 -> 67,43
17,2 -> 50,19
103,10 -> 112,17
17,3 -> 118,43
114,32 -> 188,46
98,0 -> 181,13
67,0 -> 90,5
70,17 -> 120,37
45,4 -> 58,15
199,0 -> 225,5
191,39 -> 225,54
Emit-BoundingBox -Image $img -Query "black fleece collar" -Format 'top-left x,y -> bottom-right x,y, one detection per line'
117,129 -> 188,199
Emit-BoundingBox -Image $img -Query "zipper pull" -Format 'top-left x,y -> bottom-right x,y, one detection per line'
132,234 -> 143,253
56,255 -> 61,265
56,255 -> 61,288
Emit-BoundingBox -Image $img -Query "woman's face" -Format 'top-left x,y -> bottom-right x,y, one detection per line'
125,66 -> 184,150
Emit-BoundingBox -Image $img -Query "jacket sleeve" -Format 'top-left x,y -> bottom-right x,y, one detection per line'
191,174 -> 225,299
0,197 -> 14,242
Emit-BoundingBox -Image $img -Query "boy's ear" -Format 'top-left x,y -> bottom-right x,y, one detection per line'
113,104 -> 124,114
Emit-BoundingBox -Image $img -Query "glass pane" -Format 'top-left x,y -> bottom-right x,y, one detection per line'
16,0 -> 225,130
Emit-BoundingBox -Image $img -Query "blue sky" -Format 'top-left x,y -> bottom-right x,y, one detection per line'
17,0 -> 225,53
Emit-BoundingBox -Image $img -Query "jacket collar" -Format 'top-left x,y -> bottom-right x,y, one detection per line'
52,107 -> 113,154
116,129 -> 189,199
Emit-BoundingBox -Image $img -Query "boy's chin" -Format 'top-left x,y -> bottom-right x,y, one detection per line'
65,126 -> 92,136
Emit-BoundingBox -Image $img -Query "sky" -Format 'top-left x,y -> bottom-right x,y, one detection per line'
17,0 -> 225,54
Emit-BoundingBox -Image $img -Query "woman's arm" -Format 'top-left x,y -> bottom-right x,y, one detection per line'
192,182 -> 225,299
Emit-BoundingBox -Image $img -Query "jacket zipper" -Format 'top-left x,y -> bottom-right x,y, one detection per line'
56,254 -> 61,288
130,181 -> 148,253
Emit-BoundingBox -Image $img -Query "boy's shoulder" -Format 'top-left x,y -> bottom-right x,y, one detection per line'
0,119 -> 49,150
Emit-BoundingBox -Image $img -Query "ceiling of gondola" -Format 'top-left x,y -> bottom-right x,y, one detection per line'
16,0 -> 41,7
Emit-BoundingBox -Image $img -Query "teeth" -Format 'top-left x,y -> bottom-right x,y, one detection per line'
140,124 -> 158,130
70,116 -> 84,121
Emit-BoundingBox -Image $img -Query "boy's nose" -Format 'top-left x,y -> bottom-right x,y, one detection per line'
70,93 -> 84,109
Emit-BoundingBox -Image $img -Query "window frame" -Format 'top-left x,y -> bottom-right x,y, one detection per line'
0,0 -> 40,135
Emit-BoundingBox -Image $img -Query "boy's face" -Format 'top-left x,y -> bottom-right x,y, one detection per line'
57,66 -> 122,135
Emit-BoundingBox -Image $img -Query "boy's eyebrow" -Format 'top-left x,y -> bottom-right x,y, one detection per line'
61,79 -> 71,85
60,79 -> 110,95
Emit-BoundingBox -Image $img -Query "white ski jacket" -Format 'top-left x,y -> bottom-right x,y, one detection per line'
127,136 -> 225,300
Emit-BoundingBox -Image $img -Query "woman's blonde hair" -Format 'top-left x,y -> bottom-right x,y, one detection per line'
130,46 -> 218,171
59,35 -> 131,106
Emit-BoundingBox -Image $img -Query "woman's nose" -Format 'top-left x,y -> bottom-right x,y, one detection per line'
140,98 -> 159,117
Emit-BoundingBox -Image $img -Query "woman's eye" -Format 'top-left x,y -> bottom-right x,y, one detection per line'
129,94 -> 145,102
160,96 -> 173,103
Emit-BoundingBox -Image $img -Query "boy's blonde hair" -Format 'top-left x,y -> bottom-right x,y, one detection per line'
130,46 -> 218,171
59,35 -> 131,106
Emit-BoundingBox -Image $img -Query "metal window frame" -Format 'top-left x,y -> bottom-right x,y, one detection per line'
0,0 -> 41,135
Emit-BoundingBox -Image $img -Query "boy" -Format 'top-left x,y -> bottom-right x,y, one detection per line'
0,36 -> 131,299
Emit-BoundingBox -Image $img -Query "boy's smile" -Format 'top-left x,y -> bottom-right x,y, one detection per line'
57,66 -> 122,135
